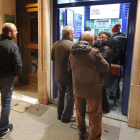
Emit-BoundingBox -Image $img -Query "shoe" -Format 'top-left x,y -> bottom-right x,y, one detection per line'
61,117 -> 76,123
78,134 -> 88,140
71,117 -> 76,122
61,119 -> 71,123
0,124 -> 13,139
57,116 -> 61,120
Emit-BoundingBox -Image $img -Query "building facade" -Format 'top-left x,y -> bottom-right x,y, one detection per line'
0,0 -> 140,129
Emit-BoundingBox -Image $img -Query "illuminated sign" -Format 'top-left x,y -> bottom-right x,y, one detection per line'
90,4 -> 120,19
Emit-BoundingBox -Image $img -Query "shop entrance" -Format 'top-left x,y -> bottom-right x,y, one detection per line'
14,0 -> 38,102
53,0 -> 137,118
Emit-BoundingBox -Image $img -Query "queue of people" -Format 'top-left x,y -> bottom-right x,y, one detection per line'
0,23 -> 126,140
52,24 -> 126,140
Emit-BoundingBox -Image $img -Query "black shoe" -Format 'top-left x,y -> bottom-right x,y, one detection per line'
61,119 -> 71,123
78,134 -> 88,140
61,117 -> 76,123
57,116 -> 61,120
0,124 -> 13,139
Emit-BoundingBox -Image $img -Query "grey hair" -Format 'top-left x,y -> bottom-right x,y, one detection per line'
81,31 -> 94,41
62,26 -> 74,37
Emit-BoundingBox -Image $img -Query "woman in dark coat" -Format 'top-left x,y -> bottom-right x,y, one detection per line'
97,31 -> 115,112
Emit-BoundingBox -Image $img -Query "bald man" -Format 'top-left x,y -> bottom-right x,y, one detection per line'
68,31 -> 109,140
0,23 -> 22,139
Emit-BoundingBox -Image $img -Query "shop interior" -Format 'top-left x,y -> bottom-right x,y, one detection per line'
56,3 -> 130,121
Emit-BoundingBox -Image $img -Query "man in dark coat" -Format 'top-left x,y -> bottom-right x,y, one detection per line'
106,24 -> 127,109
51,26 -> 75,123
111,23 -> 127,67
0,23 -> 22,139
68,31 -> 109,140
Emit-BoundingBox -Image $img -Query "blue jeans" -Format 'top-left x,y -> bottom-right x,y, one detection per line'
0,76 -> 14,131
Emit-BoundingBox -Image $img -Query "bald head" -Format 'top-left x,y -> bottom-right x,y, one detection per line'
2,23 -> 18,39
81,31 -> 94,45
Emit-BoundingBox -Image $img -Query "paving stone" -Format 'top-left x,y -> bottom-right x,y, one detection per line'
5,106 -> 58,140
42,120 -> 78,140
119,122 -> 140,140
11,98 -> 20,107
26,104 -> 49,117
11,101 -> 31,113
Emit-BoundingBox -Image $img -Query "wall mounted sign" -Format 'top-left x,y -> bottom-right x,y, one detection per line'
5,15 -> 15,24
90,4 -> 120,19
96,20 -> 109,29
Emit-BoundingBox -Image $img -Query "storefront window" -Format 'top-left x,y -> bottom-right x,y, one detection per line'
58,0 -> 94,4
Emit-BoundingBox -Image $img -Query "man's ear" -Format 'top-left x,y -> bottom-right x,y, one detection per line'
68,33 -> 71,38
7,32 -> 12,37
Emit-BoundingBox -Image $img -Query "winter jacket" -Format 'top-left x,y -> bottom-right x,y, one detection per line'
0,34 -> 22,77
68,41 -> 109,99
51,37 -> 75,86
97,40 -> 115,89
112,32 -> 127,65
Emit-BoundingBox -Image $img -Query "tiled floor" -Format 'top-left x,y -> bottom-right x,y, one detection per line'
0,94 -> 140,140
0,83 -> 139,139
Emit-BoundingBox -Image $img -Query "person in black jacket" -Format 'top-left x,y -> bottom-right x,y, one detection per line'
0,23 -> 22,139
97,31 -> 115,112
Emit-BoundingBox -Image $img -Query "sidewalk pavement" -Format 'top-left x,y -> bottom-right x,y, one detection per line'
0,93 -> 140,140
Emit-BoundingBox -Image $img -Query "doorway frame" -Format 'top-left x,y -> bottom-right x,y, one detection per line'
53,0 -> 137,116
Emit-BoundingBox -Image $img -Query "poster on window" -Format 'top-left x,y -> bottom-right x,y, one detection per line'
74,13 -> 82,38
66,9 -> 74,27
96,21 -> 109,29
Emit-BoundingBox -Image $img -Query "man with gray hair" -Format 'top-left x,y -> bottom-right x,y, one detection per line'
68,31 -> 109,140
0,23 -> 22,139
51,26 -> 75,123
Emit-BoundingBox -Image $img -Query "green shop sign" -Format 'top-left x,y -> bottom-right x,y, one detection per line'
4,15 -> 15,24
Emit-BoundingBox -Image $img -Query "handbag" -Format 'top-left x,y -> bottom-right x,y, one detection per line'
111,64 -> 121,76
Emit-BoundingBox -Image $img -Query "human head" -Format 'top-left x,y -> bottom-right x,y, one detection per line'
85,26 -> 91,31
99,31 -> 111,43
2,23 -> 18,39
81,31 -> 94,45
62,26 -> 74,40
111,23 -> 121,33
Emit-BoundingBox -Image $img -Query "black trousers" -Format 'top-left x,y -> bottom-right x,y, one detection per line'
102,89 -> 110,112
57,83 -> 74,121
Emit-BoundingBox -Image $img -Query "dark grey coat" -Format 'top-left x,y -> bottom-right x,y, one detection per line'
51,37 -> 75,86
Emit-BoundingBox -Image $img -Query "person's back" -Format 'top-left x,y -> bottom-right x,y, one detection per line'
111,23 -> 127,65
0,34 -> 22,77
52,38 -> 75,86
69,41 -> 108,99
51,26 -> 75,123
68,31 -> 109,140
112,32 -> 127,65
